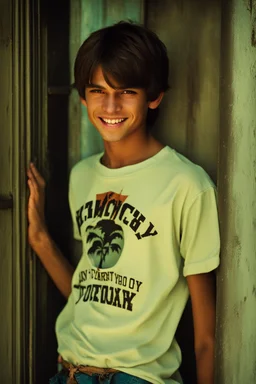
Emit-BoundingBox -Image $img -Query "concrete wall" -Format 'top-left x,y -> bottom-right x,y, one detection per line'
216,0 -> 256,383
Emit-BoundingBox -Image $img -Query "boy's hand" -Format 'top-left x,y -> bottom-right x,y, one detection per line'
27,163 -> 48,249
27,163 -> 73,297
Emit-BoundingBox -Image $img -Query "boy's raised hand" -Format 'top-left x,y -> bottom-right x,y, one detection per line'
27,163 -> 48,249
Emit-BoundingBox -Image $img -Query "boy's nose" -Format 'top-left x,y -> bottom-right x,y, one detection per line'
102,94 -> 121,114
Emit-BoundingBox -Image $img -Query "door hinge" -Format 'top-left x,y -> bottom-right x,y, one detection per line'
0,194 -> 13,210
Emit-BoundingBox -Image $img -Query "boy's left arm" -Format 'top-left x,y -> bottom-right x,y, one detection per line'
186,272 -> 217,384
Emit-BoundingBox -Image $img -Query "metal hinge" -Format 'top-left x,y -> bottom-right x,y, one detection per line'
0,194 -> 13,210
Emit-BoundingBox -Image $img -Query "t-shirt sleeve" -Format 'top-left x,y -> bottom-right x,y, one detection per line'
68,176 -> 82,241
180,187 -> 220,276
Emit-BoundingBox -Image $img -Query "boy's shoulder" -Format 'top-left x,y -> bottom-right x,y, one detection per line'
161,146 -> 216,193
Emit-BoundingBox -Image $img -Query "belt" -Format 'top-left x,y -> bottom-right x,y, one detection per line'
61,358 -> 119,384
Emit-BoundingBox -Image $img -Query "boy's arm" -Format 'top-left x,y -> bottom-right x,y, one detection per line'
27,163 -> 74,299
186,272 -> 216,384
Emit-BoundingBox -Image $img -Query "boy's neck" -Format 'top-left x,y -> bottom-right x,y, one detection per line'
101,134 -> 164,169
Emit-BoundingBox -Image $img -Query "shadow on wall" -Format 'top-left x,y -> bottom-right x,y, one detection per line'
176,299 -> 197,383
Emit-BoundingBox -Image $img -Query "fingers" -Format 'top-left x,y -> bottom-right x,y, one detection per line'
27,173 -> 39,202
27,167 -> 38,197
27,163 -> 46,189
30,163 -> 46,187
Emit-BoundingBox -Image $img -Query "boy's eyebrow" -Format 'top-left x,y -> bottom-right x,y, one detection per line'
86,83 -> 141,90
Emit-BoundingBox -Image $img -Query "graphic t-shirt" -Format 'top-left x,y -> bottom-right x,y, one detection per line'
56,146 -> 220,384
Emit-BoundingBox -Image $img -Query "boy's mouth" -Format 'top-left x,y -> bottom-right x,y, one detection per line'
99,117 -> 127,125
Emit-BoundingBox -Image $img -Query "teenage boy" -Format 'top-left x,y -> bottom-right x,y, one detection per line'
27,21 -> 220,384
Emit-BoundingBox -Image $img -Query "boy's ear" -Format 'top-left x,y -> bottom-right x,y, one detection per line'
80,97 -> 87,107
148,92 -> 164,110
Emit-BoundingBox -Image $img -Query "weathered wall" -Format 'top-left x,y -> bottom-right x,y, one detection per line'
147,0 -> 221,182
216,0 -> 256,383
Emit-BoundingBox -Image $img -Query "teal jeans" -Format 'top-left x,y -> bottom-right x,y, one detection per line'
49,370 -> 151,384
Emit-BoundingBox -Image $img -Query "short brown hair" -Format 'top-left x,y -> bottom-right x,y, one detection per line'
74,21 -> 169,103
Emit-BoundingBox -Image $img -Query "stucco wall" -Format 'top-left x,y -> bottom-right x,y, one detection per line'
216,1 -> 256,383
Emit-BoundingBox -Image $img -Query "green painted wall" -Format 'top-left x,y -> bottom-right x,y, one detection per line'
216,0 -> 256,382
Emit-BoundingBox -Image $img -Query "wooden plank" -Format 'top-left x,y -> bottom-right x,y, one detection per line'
0,0 -> 13,382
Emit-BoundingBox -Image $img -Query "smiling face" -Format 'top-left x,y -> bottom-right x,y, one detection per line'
81,66 -> 163,144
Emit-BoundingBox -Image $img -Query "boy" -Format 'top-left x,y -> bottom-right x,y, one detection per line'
27,21 -> 220,384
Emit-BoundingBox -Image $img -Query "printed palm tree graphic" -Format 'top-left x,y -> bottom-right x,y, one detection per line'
86,220 -> 124,268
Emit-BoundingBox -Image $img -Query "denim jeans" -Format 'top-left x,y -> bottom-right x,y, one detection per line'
49,370 -> 151,384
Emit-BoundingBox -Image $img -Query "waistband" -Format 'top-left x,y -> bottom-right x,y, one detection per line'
61,358 -> 119,384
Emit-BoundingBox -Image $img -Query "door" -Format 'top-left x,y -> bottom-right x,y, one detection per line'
0,0 -> 47,382
0,0 -> 30,382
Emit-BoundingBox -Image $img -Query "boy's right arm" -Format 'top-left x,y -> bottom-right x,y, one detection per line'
27,163 -> 74,299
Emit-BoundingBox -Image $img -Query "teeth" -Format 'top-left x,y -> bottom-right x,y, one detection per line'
102,118 -> 125,124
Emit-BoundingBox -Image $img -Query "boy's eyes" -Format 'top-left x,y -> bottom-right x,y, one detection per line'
122,90 -> 137,95
88,89 -> 137,95
89,89 -> 104,93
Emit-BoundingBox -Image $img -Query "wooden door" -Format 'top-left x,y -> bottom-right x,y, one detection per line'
0,0 -> 31,382
0,0 -> 48,382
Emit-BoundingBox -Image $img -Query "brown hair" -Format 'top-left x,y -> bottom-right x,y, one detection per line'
74,21 -> 169,102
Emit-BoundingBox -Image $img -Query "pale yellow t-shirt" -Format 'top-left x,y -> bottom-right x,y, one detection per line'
56,146 -> 220,384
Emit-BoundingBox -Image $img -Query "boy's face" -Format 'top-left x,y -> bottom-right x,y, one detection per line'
81,66 -> 162,144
